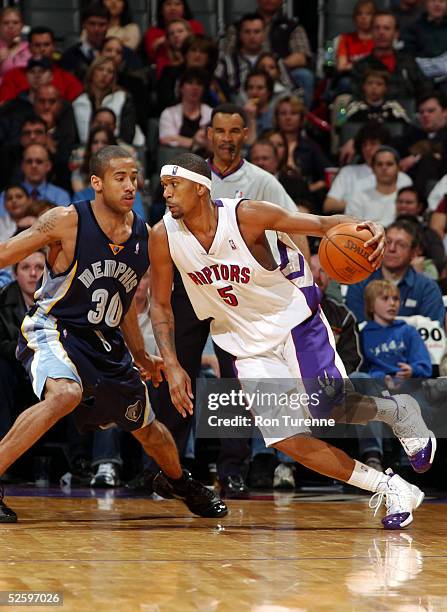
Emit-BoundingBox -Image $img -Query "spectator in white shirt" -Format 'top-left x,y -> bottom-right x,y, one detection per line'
346,146 -> 412,225
324,122 -> 410,213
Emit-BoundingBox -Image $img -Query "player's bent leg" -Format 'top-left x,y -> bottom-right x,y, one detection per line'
337,392 -> 436,473
0,378 -> 81,475
0,378 -> 82,523
132,420 -> 228,518
272,435 -> 424,529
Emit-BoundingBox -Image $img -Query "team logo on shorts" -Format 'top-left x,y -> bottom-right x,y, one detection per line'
125,400 -> 143,422
317,370 -> 337,398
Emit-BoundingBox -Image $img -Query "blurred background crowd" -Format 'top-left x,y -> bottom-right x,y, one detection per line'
2,0 -> 447,497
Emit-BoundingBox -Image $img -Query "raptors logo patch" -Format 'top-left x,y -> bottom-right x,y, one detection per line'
125,400 -> 143,422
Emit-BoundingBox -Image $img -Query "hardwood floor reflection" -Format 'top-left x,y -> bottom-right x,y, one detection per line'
1,493 -> 446,611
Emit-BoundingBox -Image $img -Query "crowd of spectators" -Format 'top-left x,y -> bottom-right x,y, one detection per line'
1,0 -> 447,494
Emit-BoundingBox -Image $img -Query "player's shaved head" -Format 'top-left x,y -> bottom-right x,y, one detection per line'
90,145 -> 133,178
169,152 -> 211,180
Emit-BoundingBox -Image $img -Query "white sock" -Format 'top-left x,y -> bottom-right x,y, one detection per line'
347,459 -> 389,492
372,396 -> 398,426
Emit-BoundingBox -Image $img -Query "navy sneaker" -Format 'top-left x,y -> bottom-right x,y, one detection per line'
0,484 -> 17,523
153,469 -> 228,518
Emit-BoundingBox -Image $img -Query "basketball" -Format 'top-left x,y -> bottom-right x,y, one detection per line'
318,223 -> 375,284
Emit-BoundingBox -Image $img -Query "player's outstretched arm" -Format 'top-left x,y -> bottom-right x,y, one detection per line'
120,295 -> 165,387
238,200 -> 385,264
149,222 -> 194,417
0,206 -> 72,269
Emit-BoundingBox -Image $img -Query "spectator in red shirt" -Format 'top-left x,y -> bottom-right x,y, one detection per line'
0,27 -> 83,103
336,0 -> 376,74
144,0 -> 204,64
0,7 -> 30,86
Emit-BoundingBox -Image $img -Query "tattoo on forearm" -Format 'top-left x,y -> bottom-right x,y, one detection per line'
153,320 -> 176,354
35,210 -> 58,234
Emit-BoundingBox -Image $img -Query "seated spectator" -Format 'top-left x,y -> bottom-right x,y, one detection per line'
222,0 -> 314,108
395,186 -> 445,275
250,137 -> 314,212
340,69 -> 409,126
99,36 -> 149,129
335,0 -> 375,87
402,0 -> 447,84
351,11 -> 431,101
274,94 -> 329,195
34,85 -> 78,190
0,144 -> 70,214
392,93 -> 447,197
155,18 -> 191,78
144,0 -> 204,64
346,218 -> 446,327
0,7 -> 30,85
159,67 -> 211,153
61,1 -> 111,82
337,0 -> 375,70
215,13 -> 267,97
101,0 -> 141,50
0,116 -> 47,190
324,122 -> 413,213
346,146 -> 411,225
157,34 -> 227,110
0,249 -> 46,441
0,27 -> 83,103
73,56 -> 139,145
361,279 -> 432,380
0,185 -> 32,241
70,126 -> 117,192
255,52 -> 296,97
240,69 -> 276,136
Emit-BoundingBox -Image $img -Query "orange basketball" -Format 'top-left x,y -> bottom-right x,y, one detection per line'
318,223 -> 375,284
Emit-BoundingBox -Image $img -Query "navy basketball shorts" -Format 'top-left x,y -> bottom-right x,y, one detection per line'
17,309 -> 154,433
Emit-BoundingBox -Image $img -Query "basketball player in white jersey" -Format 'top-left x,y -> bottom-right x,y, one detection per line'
150,152 -> 436,530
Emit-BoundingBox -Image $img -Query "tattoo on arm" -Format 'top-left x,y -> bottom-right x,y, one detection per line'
35,209 -> 59,235
153,319 -> 176,355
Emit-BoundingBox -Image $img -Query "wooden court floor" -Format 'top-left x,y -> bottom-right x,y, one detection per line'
1,491 -> 447,612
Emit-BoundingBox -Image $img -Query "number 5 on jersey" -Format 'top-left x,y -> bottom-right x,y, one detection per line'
217,285 -> 238,307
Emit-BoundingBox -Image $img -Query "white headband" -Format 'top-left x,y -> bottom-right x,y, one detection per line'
160,164 -> 212,190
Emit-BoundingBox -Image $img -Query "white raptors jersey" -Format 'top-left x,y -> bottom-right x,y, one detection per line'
163,198 -> 321,358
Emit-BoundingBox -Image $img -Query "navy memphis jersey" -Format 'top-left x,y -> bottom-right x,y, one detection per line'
34,200 -> 149,330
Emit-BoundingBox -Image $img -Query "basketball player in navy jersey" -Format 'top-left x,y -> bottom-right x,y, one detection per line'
0,146 -> 227,522
150,152 -> 436,529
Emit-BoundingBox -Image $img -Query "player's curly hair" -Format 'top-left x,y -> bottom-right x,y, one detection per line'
168,152 -> 211,180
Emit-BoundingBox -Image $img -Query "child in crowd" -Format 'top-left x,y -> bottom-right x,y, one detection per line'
361,280 -> 432,384
341,69 -> 409,126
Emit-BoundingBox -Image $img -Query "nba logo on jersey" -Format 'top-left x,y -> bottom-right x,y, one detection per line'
235,190 -> 243,198
125,400 -> 143,422
135,243 -> 140,255
229,239 -> 237,250
172,165 -> 178,175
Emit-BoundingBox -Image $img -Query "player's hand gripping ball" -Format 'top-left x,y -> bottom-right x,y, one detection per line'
318,223 -> 375,284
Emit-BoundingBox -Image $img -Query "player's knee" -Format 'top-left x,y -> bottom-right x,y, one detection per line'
46,380 -> 82,415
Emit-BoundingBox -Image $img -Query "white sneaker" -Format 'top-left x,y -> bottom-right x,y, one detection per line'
369,468 -> 424,529
273,463 -> 295,490
90,462 -> 121,488
391,395 -> 436,473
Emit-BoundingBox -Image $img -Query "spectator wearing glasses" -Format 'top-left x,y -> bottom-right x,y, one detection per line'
0,144 -> 70,213
346,218 -> 446,327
